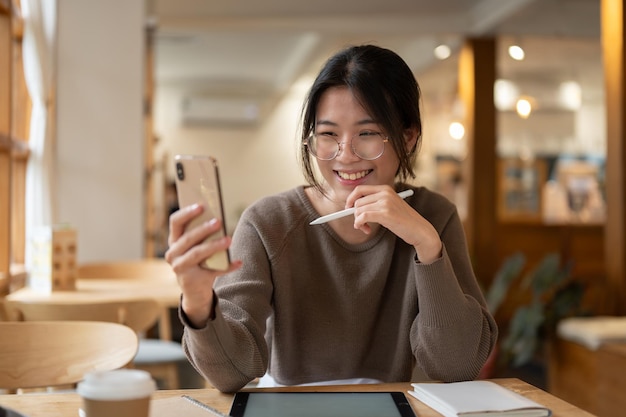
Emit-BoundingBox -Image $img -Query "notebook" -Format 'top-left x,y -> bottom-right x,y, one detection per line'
408,381 -> 551,417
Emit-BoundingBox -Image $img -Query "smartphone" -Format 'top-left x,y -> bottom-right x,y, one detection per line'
174,154 -> 230,271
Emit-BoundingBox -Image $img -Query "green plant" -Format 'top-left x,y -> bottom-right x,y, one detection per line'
485,252 -> 586,368
485,252 -> 526,314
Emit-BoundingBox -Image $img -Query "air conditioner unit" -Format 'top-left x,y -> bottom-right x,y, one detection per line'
180,96 -> 261,126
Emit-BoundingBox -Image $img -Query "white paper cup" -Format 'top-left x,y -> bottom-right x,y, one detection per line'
77,369 -> 156,417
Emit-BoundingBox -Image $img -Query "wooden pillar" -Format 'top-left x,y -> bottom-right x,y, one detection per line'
0,2 -> 12,283
143,24 -> 156,258
11,9 -> 28,266
458,38 -> 498,284
602,0 -> 626,315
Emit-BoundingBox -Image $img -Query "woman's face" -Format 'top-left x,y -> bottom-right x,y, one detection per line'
314,86 -> 401,203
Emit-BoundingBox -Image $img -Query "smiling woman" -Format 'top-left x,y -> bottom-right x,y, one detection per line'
164,44 -> 497,393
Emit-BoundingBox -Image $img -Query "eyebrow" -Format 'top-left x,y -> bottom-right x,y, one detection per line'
315,118 -> 378,127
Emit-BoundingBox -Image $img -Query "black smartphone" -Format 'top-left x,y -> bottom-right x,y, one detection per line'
174,155 -> 230,271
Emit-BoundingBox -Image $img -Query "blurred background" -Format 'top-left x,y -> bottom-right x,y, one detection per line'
148,0 -> 603,243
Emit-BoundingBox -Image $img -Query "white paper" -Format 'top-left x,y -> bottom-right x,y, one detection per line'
408,381 -> 551,417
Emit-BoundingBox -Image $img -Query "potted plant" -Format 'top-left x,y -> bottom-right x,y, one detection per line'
481,252 -> 587,377
478,252 -> 524,378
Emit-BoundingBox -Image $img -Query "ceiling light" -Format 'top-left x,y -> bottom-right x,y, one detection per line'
516,98 -> 533,119
494,79 -> 519,111
449,122 -> 465,140
559,81 -> 582,110
434,44 -> 451,60
508,45 -> 525,61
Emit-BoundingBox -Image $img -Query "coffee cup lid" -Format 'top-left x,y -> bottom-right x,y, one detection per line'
77,369 -> 156,400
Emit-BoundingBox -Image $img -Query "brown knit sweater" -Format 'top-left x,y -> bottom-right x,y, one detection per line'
180,184 -> 498,393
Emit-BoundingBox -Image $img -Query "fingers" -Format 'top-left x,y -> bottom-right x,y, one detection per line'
164,203 -> 244,326
166,203 -> 238,273
166,221 -> 227,269
168,203 -> 203,247
348,185 -> 413,232
167,203 -> 219,255
345,185 -> 396,210
347,186 -> 443,262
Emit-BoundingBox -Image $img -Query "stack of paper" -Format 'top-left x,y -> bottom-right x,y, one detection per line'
151,395 -> 228,417
408,381 -> 551,417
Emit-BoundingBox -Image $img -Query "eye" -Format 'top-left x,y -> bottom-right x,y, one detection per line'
358,130 -> 381,137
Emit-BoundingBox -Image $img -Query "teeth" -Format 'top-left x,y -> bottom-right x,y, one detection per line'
338,170 -> 369,180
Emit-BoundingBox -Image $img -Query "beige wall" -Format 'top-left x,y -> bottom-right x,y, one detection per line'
55,0 -> 145,262
154,77 -> 312,233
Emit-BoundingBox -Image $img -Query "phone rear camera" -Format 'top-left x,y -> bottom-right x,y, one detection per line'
176,162 -> 185,180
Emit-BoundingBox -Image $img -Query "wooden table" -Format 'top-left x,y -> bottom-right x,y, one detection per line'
0,380 -> 597,417
4,276 -> 182,340
549,337 -> 626,417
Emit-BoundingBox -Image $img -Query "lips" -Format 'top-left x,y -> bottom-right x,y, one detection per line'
336,170 -> 372,181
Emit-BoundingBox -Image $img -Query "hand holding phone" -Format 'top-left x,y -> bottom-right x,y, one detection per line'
174,155 -> 230,271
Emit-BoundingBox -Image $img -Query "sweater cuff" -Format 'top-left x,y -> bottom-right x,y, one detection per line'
414,245 -> 473,326
180,301 -> 241,364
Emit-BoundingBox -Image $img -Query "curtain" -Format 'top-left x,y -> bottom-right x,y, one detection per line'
22,0 -> 57,267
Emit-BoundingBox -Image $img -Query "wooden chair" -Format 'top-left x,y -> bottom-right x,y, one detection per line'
77,258 -> 178,340
0,321 -> 137,392
3,299 -> 186,390
77,258 -> 174,280
4,299 -> 160,332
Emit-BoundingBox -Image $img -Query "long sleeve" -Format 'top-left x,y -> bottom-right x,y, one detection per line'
179,185 -> 497,392
410,193 -> 497,381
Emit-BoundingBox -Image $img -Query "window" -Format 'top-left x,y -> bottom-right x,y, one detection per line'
1,1 -> 30,293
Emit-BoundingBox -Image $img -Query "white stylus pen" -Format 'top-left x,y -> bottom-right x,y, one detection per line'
309,189 -> 415,225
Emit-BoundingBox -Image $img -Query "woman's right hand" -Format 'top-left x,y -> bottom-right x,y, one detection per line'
164,203 -> 241,328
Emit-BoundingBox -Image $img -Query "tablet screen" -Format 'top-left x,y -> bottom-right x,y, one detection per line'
229,392 -> 416,417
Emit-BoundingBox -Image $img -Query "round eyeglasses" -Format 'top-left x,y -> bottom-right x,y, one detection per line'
304,131 -> 389,161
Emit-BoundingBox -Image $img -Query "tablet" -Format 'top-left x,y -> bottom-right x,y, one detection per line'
229,391 -> 417,417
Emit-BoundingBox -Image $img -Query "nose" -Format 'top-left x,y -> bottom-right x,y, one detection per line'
334,138 -> 360,162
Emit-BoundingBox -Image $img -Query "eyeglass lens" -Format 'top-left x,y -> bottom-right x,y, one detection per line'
307,132 -> 386,160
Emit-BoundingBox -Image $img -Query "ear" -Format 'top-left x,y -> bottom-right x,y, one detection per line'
403,128 -> 419,153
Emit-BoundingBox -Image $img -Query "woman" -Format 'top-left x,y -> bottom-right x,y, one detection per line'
166,44 -> 498,393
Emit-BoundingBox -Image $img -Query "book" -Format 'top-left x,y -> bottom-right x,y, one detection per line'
408,381 -> 551,417
151,395 -> 229,417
